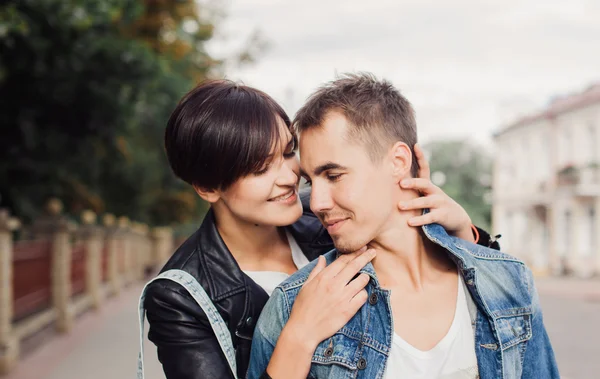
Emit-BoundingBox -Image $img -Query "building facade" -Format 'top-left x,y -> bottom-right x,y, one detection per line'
493,84 -> 600,277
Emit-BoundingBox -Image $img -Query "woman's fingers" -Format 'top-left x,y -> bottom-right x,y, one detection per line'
306,255 -> 326,283
334,249 -> 376,285
399,195 -> 442,211
408,210 -> 448,227
343,273 -> 370,297
414,143 -> 431,179
317,246 -> 367,280
400,178 -> 439,195
347,289 -> 369,313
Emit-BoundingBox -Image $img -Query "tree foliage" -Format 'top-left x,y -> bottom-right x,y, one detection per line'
424,140 -> 493,230
0,0 -> 236,225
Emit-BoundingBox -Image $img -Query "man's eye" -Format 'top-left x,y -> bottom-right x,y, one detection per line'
326,174 -> 342,181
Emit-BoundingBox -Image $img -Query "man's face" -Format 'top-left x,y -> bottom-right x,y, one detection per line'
300,111 -> 398,253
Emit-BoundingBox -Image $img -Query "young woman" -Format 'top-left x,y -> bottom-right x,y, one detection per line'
142,80 -> 498,379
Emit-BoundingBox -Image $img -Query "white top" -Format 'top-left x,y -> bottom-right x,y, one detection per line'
383,275 -> 479,379
243,231 -> 309,296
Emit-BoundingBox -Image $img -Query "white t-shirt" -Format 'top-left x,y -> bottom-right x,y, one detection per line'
243,231 -> 309,296
383,275 -> 478,379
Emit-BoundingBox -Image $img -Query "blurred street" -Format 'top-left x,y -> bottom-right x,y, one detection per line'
538,277 -> 600,379
2,276 -> 597,379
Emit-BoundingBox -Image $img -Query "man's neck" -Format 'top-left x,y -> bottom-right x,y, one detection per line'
368,213 -> 456,291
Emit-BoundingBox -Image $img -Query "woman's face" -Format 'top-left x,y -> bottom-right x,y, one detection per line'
216,118 -> 302,227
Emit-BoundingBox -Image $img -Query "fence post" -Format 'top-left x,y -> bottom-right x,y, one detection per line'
51,209 -> 75,333
117,217 -> 131,286
151,227 -> 173,268
138,224 -> 150,279
130,223 -> 143,281
26,199 -> 75,333
0,210 -> 20,374
80,210 -> 103,310
102,214 -> 120,296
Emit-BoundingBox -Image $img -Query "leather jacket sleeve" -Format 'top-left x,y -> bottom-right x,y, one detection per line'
144,280 -> 235,379
473,226 -> 501,250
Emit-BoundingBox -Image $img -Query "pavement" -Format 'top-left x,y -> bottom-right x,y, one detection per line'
3,276 -> 599,379
5,282 -> 165,379
535,276 -> 600,379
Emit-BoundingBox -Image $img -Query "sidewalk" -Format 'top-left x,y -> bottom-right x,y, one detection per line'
5,275 -> 598,379
5,282 -> 165,379
535,276 -> 600,302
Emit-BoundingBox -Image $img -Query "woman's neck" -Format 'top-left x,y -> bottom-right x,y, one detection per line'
212,206 -> 295,272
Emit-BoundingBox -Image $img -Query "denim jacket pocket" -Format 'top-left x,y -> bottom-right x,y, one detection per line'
495,312 -> 532,350
311,333 -> 359,370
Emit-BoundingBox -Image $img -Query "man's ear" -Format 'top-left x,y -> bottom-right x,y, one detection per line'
389,141 -> 413,180
193,185 -> 221,204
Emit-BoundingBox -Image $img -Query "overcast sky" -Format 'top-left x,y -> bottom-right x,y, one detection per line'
206,0 -> 600,143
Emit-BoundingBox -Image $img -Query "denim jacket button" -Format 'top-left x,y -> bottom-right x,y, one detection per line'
324,347 -> 334,357
368,293 -> 378,305
357,357 -> 367,370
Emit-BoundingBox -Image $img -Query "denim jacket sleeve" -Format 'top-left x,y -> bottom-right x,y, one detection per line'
246,287 -> 290,379
521,271 -> 560,378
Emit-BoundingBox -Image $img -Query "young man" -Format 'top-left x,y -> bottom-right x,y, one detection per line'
247,73 -> 559,379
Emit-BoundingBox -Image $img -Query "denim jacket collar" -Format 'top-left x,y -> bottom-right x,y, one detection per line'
327,222 -> 533,322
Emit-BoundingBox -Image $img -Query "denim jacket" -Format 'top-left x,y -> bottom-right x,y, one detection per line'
247,223 -> 559,379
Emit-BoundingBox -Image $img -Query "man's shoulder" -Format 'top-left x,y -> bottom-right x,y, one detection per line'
425,223 -> 525,267
424,224 -> 535,313
449,236 -> 536,316
276,249 -> 338,293
452,235 -> 524,264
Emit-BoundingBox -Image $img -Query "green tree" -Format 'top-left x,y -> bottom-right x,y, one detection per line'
0,0 -> 227,225
424,140 -> 493,230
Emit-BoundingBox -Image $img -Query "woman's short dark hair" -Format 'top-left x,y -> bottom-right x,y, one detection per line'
165,80 -> 292,191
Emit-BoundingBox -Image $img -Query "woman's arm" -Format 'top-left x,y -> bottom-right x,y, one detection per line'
144,281 -> 235,379
399,144 -> 500,248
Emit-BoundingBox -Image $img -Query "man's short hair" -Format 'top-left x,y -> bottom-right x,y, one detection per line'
294,73 -> 419,176
164,80 -> 292,191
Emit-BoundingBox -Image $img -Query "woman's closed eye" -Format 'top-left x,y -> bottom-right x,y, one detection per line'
283,136 -> 298,158
254,163 -> 271,176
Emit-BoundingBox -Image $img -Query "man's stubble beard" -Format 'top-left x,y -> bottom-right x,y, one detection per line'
332,235 -> 367,254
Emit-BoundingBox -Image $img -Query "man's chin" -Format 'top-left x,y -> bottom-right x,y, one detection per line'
333,238 -> 365,254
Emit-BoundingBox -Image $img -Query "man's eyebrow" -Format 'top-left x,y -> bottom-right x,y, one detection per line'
314,162 -> 346,176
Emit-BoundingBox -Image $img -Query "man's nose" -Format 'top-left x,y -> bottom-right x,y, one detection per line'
310,182 -> 334,214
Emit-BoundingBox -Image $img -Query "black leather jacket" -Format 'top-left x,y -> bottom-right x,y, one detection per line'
144,192 -> 500,379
